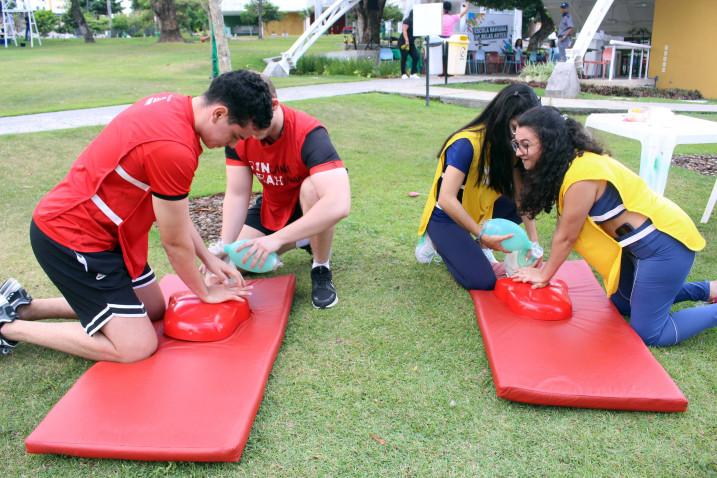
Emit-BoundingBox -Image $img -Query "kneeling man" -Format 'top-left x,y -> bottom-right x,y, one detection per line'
218,78 -> 350,309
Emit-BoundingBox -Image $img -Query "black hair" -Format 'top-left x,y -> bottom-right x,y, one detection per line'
436,83 -> 541,197
203,70 -> 273,129
443,1 -> 452,12
514,38 -> 523,48
515,106 -> 606,219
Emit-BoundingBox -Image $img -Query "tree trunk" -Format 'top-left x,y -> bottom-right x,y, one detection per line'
527,7 -> 554,51
355,0 -> 385,49
70,0 -> 94,43
208,0 -> 232,72
257,0 -> 264,40
106,0 -> 113,33
152,0 -> 183,42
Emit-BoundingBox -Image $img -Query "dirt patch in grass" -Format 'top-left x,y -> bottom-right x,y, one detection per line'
189,192 -> 261,243
672,154 -> 717,176
189,193 -> 224,243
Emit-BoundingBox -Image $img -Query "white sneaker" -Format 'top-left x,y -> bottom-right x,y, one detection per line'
401,74 -> 409,80
410,74 -> 421,79
415,233 -> 442,264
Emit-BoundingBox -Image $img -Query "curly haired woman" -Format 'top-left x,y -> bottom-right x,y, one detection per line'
512,106 -> 717,346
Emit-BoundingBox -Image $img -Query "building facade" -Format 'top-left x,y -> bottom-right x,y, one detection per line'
648,0 -> 717,98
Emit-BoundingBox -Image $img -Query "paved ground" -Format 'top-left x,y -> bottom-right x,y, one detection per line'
2,75 -> 717,136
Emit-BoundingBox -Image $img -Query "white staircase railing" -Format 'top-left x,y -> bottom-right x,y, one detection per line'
2,0 -> 18,48
263,0 -> 361,76
1,0 -> 42,48
566,0 -> 614,66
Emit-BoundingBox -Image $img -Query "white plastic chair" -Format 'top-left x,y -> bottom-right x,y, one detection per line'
469,49 -> 485,74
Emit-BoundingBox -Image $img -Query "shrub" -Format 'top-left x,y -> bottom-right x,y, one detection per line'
34,9 -> 58,36
86,16 -> 110,34
580,84 -> 703,100
519,61 -> 554,83
110,13 -> 130,37
294,55 -> 401,78
486,77 -> 704,101
127,11 -> 156,37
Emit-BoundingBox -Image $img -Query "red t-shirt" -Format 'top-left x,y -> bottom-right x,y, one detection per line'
35,94 -> 200,253
225,105 -> 344,230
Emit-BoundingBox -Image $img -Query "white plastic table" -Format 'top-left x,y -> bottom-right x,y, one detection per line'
585,112 -> 717,223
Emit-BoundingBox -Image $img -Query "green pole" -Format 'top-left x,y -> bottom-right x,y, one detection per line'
211,25 -> 219,78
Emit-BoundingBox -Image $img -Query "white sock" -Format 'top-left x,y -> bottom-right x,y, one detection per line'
296,238 -> 310,248
312,260 -> 330,270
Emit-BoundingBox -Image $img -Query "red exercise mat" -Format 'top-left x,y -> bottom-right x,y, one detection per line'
470,260 -> 688,412
25,274 -> 295,461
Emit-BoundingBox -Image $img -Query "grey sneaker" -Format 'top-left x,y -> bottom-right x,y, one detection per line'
0,295 -> 18,355
311,266 -> 338,309
0,278 -> 32,312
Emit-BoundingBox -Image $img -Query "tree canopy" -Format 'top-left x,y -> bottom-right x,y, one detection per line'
239,0 -> 282,26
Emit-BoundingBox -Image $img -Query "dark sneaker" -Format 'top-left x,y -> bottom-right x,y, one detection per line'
311,266 -> 338,309
0,295 -> 18,355
0,278 -> 33,312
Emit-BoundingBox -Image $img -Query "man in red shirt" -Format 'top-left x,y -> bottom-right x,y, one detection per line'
218,78 -> 350,309
0,70 -> 273,362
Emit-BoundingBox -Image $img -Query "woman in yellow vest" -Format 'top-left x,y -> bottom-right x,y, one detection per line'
512,106 -> 716,346
417,84 -> 541,290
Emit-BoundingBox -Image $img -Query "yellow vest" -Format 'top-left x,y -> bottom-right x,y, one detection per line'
418,128 -> 501,235
559,152 -> 705,296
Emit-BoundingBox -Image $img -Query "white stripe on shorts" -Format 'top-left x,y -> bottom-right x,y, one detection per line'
85,303 -> 146,335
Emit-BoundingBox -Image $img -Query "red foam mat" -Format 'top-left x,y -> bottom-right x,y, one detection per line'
470,260 -> 687,412
26,274 -> 295,461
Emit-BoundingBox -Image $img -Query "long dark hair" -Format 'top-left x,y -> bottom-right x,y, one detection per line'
516,106 -> 606,219
436,83 -> 541,196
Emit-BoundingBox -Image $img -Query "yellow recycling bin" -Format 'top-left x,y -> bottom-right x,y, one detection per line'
446,34 -> 470,75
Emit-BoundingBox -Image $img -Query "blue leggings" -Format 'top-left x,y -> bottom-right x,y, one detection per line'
610,229 -> 717,346
427,195 -> 520,290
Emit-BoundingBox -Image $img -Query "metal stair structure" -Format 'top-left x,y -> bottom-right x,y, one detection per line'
546,0 -> 614,98
1,0 -> 18,47
263,0 -> 360,77
565,0 -> 614,66
1,0 -> 41,48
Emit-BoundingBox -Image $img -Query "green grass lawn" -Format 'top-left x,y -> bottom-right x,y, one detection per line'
1,95 -> 716,476
0,36 -> 362,117
451,81 -> 717,104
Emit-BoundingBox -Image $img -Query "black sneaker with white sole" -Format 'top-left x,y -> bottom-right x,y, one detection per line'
311,266 -> 338,309
0,278 -> 33,312
0,295 -> 18,355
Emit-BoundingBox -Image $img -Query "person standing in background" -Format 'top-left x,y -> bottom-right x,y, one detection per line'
440,2 -> 469,76
557,2 -> 575,62
399,10 -> 420,80
441,1 -> 469,36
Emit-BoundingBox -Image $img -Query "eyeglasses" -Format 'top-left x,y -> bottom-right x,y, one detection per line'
511,139 -> 532,154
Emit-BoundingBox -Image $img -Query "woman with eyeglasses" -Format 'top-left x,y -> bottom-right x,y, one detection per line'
416,83 -> 542,290
511,106 -> 716,346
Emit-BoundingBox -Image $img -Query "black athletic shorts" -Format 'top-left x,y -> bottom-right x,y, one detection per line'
245,194 -> 303,236
30,220 -> 155,336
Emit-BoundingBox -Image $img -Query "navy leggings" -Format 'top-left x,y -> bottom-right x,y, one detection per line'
611,229 -> 717,346
427,195 -> 521,290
